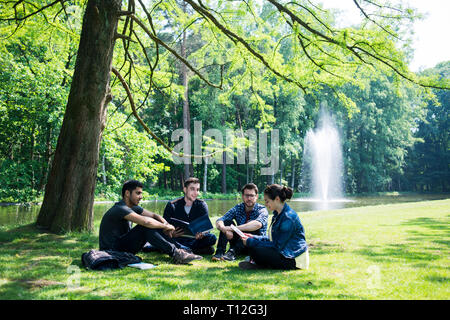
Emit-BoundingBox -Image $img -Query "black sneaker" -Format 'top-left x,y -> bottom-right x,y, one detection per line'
172,248 -> 203,264
221,249 -> 236,261
238,261 -> 262,270
211,251 -> 225,261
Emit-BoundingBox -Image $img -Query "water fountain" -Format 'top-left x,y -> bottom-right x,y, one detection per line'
297,107 -> 351,210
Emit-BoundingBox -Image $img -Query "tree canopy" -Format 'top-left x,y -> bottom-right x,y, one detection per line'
0,0 -> 448,231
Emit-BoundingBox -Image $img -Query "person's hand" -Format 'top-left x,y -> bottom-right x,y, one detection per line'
220,226 -> 232,233
195,232 -> 205,240
163,224 -> 175,237
240,233 -> 253,246
225,230 -> 234,240
240,233 -> 248,245
172,227 -> 185,238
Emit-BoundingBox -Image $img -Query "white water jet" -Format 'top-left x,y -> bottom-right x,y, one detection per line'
300,108 -> 346,210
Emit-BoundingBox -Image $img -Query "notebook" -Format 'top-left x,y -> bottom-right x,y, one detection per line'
170,215 -> 214,238
127,262 -> 157,270
230,224 -> 245,238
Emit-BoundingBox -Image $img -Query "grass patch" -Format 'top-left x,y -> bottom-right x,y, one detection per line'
0,199 -> 448,299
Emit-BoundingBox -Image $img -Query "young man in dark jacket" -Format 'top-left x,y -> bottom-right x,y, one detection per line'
163,177 -> 217,255
98,180 -> 202,264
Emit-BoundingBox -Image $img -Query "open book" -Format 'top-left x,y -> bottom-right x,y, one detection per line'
170,215 -> 214,238
230,224 -> 246,238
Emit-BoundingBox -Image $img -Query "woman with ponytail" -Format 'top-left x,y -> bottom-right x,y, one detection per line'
238,184 -> 309,270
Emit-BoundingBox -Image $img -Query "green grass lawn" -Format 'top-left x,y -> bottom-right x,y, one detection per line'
0,199 -> 448,300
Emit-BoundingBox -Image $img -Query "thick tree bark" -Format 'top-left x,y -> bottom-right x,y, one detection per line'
36,0 -> 121,233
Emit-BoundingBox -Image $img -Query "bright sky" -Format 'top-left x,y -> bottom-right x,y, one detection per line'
318,0 -> 450,72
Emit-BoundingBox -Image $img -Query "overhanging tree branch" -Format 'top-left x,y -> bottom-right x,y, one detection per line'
352,0 -> 399,39
129,13 -> 223,89
1,0 -> 67,22
184,0 -> 308,93
111,66 -> 224,160
266,0 -> 449,90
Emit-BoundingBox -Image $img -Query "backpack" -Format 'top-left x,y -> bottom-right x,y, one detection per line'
81,249 -> 142,270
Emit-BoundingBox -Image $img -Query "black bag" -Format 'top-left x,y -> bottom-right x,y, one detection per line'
81,249 -> 142,270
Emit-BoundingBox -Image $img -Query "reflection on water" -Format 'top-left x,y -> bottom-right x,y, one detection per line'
0,204 -> 41,226
292,198 -> 355,211
1,193 -> 449,226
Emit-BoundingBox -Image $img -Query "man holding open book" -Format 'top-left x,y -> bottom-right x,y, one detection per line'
162,177 -> 217,255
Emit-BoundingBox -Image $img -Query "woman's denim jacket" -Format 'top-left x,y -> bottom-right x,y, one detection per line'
246,203 -> 307,259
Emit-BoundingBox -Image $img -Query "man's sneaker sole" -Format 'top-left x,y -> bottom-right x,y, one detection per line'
211,255 -> 224,261
221,256 -> 235,261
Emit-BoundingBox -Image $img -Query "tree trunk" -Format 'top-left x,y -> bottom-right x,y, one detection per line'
291,155 -> 296,190
36,0 -> 121,233
38,125 -> 52,191
30,123 -> 36,191
267,174 -> 274,185
203,156 -> 208,193
222,152 -> 227,194
101,153 -> 107,185
181,2 -> 193,180
163,166 -> 167,189
180,170 -> 185,189
279,159 -> 283,185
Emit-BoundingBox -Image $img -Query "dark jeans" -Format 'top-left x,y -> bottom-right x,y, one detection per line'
113,224 -> 177,255
248,246 -> 296,270
216,220 -> 260,255
174,233 -> 217,251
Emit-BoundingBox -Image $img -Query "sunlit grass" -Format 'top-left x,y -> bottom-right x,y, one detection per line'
0,199 -> 448,299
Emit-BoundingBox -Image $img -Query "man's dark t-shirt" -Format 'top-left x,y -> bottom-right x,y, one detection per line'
99,200 -> 144,250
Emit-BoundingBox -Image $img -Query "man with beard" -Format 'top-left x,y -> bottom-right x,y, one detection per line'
212,183 -> 268,262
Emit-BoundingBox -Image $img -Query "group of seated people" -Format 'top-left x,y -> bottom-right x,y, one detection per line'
98,177 -> 309,270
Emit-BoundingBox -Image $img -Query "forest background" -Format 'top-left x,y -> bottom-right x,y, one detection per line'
0,0 -> 448,205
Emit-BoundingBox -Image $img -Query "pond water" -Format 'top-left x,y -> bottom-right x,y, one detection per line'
0,193 -> 448,226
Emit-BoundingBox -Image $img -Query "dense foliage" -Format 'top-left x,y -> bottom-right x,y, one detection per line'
0,1 -> 448,203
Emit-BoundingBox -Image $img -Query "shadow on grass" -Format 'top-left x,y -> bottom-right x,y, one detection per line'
400,216 -> 450,230
401,216 -> 450,247
80,254 -> 360,300
354,243 -> 441,264
354,215 -> 449,272
0,223 -> 98,299
423,275 -> 449,283
307,240 -> 346,255
0,223 -> 364,299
